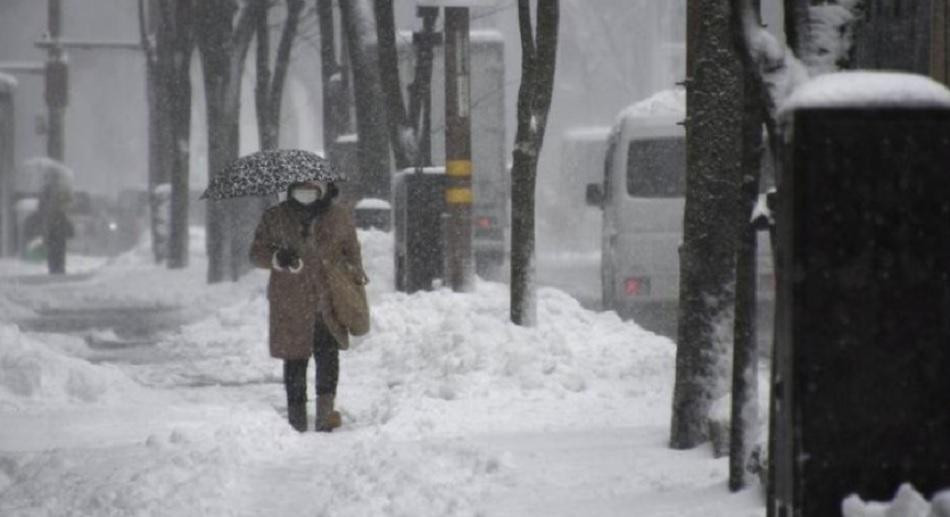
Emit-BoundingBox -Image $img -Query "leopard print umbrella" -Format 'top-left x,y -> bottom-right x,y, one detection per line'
200,149 -> 347,200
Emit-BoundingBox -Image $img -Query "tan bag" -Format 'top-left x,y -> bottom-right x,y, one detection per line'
324,259 -> 370,337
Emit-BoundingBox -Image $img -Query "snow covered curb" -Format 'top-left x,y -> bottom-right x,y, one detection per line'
0,324 -> 146,411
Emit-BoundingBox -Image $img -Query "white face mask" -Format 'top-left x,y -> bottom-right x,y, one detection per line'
292,185 -> 324,205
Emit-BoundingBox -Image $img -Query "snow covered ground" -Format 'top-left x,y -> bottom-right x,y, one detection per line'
0,228 -> 765,516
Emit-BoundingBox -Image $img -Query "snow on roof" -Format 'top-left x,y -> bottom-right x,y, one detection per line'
615,88 -> 686,123
470,30 -> 504,44
0,72 -> 17,92
396,166 -> 446,176
780,71 -> 950,115
355,198 -> 392,210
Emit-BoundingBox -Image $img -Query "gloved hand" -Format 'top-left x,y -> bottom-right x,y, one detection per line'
274,248 -> 301,271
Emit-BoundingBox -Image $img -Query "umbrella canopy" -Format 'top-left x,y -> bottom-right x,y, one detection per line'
20,156 -> 74,193
200,149 -> 346,200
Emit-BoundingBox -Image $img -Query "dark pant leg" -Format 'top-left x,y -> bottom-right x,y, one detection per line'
313,318 -> 339,396
283,359 -> 309,404
47,237 -> 66,274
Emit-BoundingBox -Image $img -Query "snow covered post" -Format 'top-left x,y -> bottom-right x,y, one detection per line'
0,73 -> 14,257
772,72 -> 950,516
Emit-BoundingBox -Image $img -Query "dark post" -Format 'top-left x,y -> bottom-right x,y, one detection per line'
0,76 -> 14,256
444,7 -> 474,292
45,0 -> 67,161
773,90 -> 950,515
934,0 -> 950,84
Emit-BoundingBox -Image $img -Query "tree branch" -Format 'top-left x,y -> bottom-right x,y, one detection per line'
269,0 -> 305,114
518,0 -> 536,68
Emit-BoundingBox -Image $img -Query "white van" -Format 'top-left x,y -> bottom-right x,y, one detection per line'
586,90 -> 773,339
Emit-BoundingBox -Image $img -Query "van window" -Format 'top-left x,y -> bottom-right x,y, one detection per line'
626,137 -> 686,197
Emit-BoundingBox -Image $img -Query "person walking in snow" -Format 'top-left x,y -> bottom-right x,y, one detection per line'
37,173 -> 75,275
249,180 -> 368,432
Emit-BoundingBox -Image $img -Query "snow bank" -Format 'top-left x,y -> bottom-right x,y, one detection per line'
804,0 -> 862,75
781,72 -> 950,115
0,324 -> 144,411
843,483 -> 950,517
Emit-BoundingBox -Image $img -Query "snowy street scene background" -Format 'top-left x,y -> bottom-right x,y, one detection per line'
0,227 -> 761,515
3,0 -> 950,516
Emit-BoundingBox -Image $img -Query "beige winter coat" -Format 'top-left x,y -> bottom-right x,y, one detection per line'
250,200 -> 366,359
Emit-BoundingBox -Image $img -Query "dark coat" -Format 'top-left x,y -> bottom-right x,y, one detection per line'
250,199 -> 366,359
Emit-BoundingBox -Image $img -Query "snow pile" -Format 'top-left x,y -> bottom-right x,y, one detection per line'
615,88 -> 685,121
0,408 -> 298,516
320,437 -> 508,516
0,324 -> 144,410
363,283 -> 671,403
842,483 -> 950,517
781,72 -> 950,114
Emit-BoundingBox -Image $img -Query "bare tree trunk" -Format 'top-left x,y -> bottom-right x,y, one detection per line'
196,0 -> 254,283
255,0 -> 305,151
729,1 -> 765,489
374,0 -> 414,170
510,0 -> 559,326
140,0 -> 172,264
140,0 -> 195,268
339,0 -> 391,201
316,0 -> 342,154
670,0 -> 745,449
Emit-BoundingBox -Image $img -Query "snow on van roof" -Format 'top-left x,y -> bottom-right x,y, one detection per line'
780,71 -> 950,115
615,88 -> 686,123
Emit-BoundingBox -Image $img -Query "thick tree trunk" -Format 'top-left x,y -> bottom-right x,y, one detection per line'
339,0 -> 391,201
196,0 -> 254,283
670,0 -> 745,449
510,0 -> 559,326
140,0 -> 194,268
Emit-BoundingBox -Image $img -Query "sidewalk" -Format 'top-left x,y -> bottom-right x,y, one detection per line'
0,229 -> 766,516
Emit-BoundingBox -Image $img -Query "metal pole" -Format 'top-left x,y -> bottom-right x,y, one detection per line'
444,6 -> 473,292
45,0 -> 67,161
0,78 -> 15,256
934,0 -> 950,84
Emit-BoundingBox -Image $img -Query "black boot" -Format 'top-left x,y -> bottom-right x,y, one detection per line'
288,401 -> 308,432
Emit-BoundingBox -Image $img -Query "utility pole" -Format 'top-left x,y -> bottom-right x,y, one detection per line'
44,0 -> 67,161
444,6 -> 474,292
33,0 -> 142,163
0,75 -> 15,257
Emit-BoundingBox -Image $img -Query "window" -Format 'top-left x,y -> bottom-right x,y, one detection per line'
626,137 -> 686,198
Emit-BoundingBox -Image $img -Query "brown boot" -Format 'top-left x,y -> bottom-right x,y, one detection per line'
315,395 -> 342,432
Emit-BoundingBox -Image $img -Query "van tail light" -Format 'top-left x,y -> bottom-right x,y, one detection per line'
476,216 -> 493,229
624,277 -> 651,296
